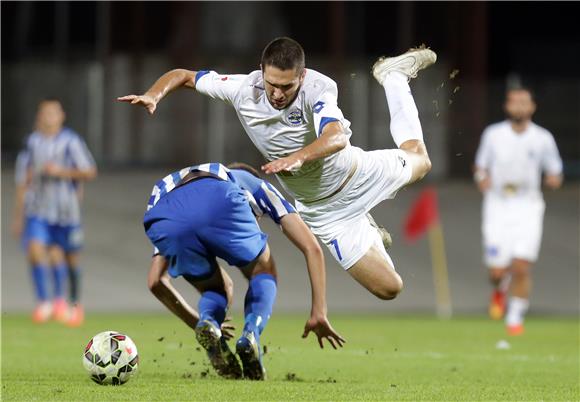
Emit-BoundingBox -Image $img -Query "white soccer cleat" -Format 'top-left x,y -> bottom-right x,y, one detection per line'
372,45 -> 437,85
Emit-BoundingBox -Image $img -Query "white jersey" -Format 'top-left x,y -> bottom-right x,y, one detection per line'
475,120 -> 562,200
195,69 -> 355,203
17,128 -> 96,226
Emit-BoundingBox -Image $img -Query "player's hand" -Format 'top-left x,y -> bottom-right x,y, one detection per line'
261,154 -> 304,175
302,315 -> 346,349
476,176 -> 491,192
544,174 -> 563,190
43,162 -> 66,179
117,94 -> 158,115
220,316 -> 236,340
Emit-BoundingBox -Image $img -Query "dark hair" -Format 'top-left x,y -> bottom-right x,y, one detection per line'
261,37 -> 305,72
38,97 -> 63,108
506,86 -> 535,102
227,162 -> 261,178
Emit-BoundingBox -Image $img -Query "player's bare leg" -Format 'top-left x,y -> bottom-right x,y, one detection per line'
348,246 -> 403,300
505,258 -> 532,336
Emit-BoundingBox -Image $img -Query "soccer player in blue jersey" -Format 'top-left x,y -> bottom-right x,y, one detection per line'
144,162 -> 344,380
12,98 -> 97,326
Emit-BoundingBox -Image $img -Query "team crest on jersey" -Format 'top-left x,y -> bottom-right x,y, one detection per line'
287,109 -> 303,125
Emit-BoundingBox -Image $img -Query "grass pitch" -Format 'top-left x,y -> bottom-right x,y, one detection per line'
1,313 -> 578,401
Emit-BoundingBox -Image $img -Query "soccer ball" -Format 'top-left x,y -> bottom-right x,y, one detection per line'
82,331 -> 139,385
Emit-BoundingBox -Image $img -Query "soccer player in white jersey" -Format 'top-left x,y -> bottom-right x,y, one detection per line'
119,37 -> 435,305
12,98 -> 97,326
474,87 -> 563,336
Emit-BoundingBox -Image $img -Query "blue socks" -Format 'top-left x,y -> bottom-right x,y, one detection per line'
243,273 -> 277,338
31,264 -> 49,301
68,266 -> 81,304
198,290 -> 228,328
52,263 -> 68,299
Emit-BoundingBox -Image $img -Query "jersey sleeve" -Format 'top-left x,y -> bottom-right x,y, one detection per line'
541,132 -> 563,175
14,149 -> 30,185
194,71 -> 246,106
475,128 -> 493,170
254,180 -> 296,224
310,80 -> 346,137
68,135 -> 96,171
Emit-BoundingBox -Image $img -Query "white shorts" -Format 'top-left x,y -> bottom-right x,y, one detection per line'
482,193 -> 545,268
296,146 -> 412,269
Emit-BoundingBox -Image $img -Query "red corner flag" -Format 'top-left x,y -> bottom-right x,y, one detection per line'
404,187 -> 439,242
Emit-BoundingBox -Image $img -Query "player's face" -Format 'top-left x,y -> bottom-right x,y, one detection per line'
36,101 -> 65,133
262,65 -> 305,110
504,90 -> 536,123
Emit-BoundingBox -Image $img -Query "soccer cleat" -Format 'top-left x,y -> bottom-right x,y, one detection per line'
236,330 -> 266,380
488,290 -> 506,320
195,320 -> 242,379
367,213 -> 392,250
372,45 -> 437,85
506,324 -> 525,336
66,304 -> 84,327
32,302 -> 52,324
52,298 -> 69,322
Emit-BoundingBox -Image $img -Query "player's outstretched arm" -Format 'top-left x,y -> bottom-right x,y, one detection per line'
117,69 -> 197,115
280,213 -> 346,349
147,255 -> 200,330
262,121 -> 347,174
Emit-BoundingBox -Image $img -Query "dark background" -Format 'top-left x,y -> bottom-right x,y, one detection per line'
2,1 -> 580,177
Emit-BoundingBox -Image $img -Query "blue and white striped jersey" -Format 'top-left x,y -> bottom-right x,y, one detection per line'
17,128 -> 96,225
147,163 -> 232,211
229,169 -> 296,224
147,163 -> 295,224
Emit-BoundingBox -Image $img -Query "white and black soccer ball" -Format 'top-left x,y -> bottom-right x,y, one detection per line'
82,331 -> 139,385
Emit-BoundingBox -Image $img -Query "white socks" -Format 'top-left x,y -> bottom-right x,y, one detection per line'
506,296 -> 529,326
382,72 -> 424,147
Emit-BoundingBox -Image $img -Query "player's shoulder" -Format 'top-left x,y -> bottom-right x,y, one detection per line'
482,120 -> 509,140
302,68 -> 338,98
234,70 -> 268,101
483,120 -> 509,133
59,127 -> 83,141
529,122 -> 553,139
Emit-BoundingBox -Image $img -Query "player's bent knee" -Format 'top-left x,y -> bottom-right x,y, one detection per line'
415,155 -> 432,181
372,276 -> 404,300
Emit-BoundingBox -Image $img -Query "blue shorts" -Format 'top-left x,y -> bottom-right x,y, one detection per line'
143,178 -> 268,280
23,216 -> 84,253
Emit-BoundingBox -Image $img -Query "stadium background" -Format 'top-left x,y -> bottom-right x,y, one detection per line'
2,2 -> 579,317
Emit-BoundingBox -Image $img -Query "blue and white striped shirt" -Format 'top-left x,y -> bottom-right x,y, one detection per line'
17,127 -> 96,225
147,163 -> 295,224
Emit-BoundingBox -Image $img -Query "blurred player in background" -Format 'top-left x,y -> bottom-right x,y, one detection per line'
120,37 -> 435,307
474,87 -> 563,335
11,98 -> 97,326
145,162 -> 343,380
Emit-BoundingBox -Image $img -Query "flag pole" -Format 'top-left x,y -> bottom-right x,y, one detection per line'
428,222 -> 452,318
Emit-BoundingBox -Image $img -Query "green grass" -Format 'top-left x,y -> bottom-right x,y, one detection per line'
2,314 -> 578,401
